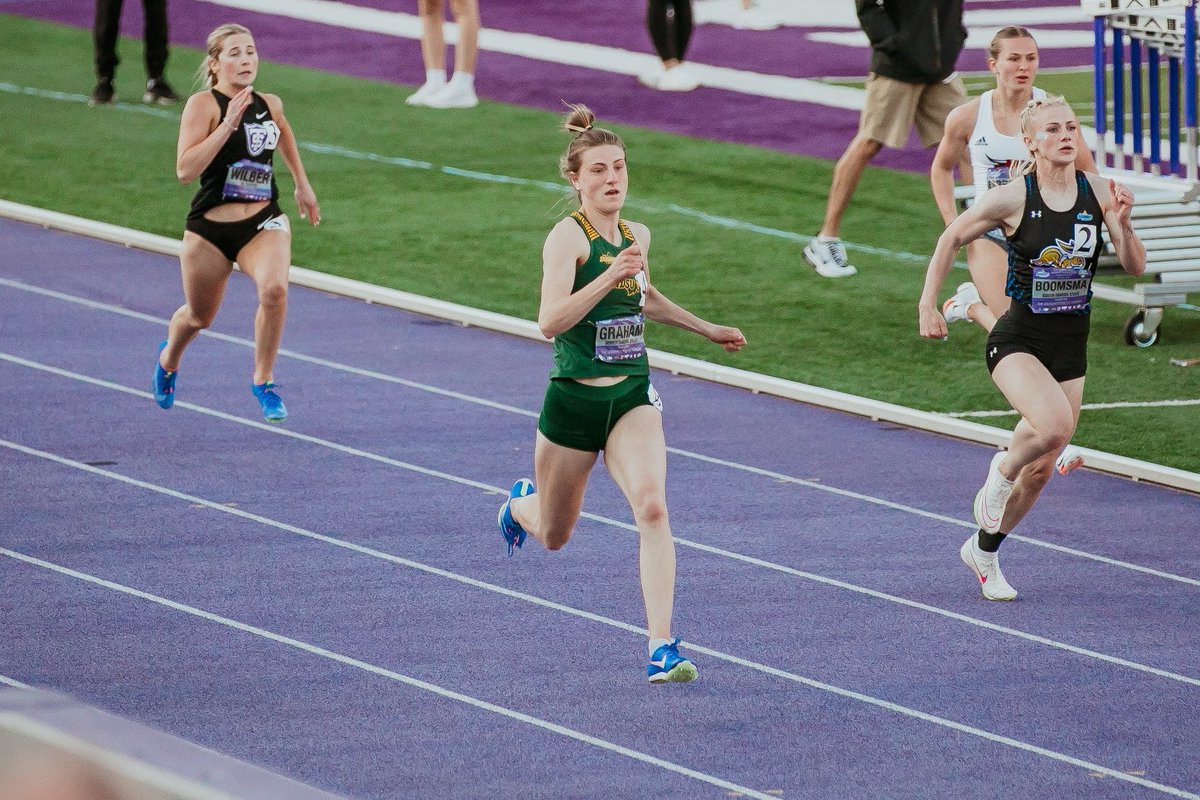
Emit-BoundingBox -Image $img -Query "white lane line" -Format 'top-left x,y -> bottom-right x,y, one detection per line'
3,499 -> 1198,800
1,281 -> 1196,586
948,398 -> 1200,417
0,549 -> 778,800
0,82 -> 935,266
4,436 -> 1199,691
0,675 -> 30,689
195,0 -> 868,108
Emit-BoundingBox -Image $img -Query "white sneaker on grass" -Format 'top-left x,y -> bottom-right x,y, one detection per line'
941,281 -> 981,324
960,535 -> 1018,601
973,451 -> 1015,534
803,236 -> 857,277
405,79 -> 446,106
424,80 -> 478,109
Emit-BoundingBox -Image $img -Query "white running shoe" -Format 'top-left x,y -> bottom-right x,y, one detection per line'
657,64 -> 700,92
423,81 -> 479,109
1055,445 -> 1084,476
803,237 -> 857,277
960,535 -> 1018,601
941,281 -> 981,325
973,451 -> 1015,534
405,79 -> 446,106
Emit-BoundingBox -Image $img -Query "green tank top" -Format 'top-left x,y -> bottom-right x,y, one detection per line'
550,211 -> 649,379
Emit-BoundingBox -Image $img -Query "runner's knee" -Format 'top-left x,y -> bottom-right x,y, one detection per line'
629,487 -> 668,529
257,281 -> 288,310
541,523 -> 574,551
185,306 -> 218,330
1032,418 -> 1072,455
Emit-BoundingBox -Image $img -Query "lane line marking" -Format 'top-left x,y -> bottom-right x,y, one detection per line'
3,436 -> 1199,689
0,675 -> 30,689
0,548 -> 780,800
948,398 -> 1200,417
0,81 -> 933,265
194,0 -> 868,108
3,536 -> 1198,798
2,281 -> 1197,584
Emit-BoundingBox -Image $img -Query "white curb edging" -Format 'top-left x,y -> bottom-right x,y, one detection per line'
2,198 -> 1196,495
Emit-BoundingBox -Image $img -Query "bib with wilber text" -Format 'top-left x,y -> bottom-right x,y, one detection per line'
223,159 -> 274,201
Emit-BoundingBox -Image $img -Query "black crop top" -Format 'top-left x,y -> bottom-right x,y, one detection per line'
187,89 -> 280,220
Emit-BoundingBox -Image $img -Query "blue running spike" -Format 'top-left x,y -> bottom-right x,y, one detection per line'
647,638 -> 698,684
152,340 -> 176,409
497,479 -> 535,555
252,381 -> 288,423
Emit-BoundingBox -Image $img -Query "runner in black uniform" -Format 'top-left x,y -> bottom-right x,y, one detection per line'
498,104 -> 746,683
918,96 -> 1145,600
153,23 -> 320,423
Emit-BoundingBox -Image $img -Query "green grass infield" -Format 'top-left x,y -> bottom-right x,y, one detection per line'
2,15 -> 1197,474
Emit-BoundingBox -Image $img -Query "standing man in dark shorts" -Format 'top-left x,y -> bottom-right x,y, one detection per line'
804,0 -> 967,277
91,0 -> 179,106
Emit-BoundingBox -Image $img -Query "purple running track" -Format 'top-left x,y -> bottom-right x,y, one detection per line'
1,218 -> 1198,799
4,0 -> 1095,172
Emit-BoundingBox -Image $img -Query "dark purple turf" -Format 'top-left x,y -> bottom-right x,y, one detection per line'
2,0 -> 1096,172
2,219 -> 1199,799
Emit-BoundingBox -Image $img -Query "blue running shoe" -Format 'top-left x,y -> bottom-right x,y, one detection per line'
647,638 -> 698,684
251,381 -> 288,423
152,340 -> 176,409
498,478 -> 535,556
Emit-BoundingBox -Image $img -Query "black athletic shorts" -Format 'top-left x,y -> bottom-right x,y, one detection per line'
185,202 -> 289,262
985,300 -> 1090,382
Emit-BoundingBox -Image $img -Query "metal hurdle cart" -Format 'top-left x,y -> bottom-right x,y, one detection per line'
1085,0 -> 1200,346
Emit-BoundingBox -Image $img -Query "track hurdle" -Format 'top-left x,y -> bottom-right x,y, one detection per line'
1086,0 -> 1197,182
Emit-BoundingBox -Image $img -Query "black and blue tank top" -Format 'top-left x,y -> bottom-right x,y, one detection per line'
187,89 -> 280,220
1005,173 -> 1105,316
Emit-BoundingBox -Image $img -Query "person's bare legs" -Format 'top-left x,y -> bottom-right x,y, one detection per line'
818,135 -> 883,239
962,238 -> 1009,332
509,431 -> 598,551
161,233 -> 233,371
602,406 -> 674,641
234,229 -> 292,385
991,357 -> 1078,481
448,0 -> 479,75
996,374 -> 1084,531
418,0 -> 446,72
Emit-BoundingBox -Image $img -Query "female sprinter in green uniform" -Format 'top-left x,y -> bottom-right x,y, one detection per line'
919,97 -> 1144,601
499,104 -> 746,683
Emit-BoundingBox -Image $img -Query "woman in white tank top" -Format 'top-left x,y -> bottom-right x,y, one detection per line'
930,26 -> 1096,333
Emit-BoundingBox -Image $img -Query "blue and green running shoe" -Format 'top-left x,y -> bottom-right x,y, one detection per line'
152,341 -> 176,409
647,638 -> 698,684
498,478 -> 534,555
251,381 -> 288,423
